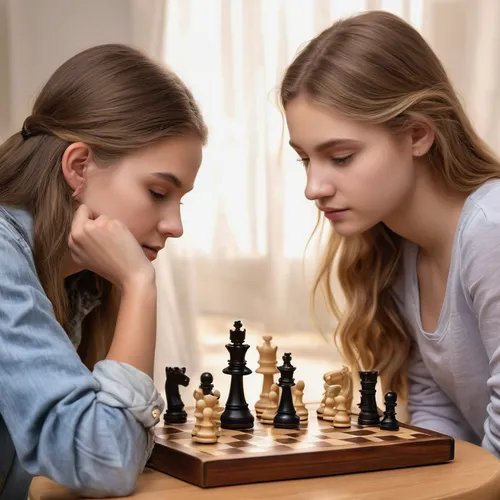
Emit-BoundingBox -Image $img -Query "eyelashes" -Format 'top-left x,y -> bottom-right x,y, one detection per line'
296,153 -> 354,168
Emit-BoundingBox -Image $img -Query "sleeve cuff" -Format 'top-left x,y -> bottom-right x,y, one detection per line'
92,360 -> 165,429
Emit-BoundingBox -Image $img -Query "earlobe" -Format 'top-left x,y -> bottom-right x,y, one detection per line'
61,142 -> 93,198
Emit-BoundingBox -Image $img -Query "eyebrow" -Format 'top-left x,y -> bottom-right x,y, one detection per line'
289,138 -> 361,153
151,172 -> 183,189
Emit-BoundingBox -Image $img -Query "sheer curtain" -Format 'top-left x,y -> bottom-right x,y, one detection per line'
160,0 -> 422,335
155,0 -> 500,381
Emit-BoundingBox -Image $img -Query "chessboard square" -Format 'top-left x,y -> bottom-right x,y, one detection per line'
166,431 -> 193,440
226,441 -> 255,448
156,427 -> 185,435
411,433 -> 431,439
377,435 -> 402,442
222,448 -> 246,455
344,429 -> 376,436
231,434 -> 254,441
345,437 -> 371,444
313,440 -> 338,447
324,438 -> 355,447
275,438 -> 300,445
314,434 -> 332,440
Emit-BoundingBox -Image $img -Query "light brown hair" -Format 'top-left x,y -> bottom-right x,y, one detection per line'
280,11 -> 500,396
0,43 -> 207,369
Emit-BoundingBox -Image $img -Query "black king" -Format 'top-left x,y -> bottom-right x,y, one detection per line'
220,320 -> 255,430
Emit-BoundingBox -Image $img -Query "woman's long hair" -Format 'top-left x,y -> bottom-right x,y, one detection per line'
280,11 -> 500,396
0,44 -> 208,369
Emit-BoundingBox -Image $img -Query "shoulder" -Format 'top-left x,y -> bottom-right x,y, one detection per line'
458,180 -> 500,247
0,205 -> 34,251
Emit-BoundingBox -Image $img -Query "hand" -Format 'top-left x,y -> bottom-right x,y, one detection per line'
68,204 -> 155,288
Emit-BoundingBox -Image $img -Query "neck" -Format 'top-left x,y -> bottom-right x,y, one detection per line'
62,249 -> 84,278
382,169 -> 467,262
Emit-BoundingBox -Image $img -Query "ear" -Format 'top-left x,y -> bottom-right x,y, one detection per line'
61,142 -> 94,199
410,118 -> 435,158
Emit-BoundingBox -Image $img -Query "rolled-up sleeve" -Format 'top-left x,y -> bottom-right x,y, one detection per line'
0,219 -> 164,497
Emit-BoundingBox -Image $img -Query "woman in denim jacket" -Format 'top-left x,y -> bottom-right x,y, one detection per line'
0,44 -> 207,499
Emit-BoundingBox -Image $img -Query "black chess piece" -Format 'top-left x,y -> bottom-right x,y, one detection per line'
220,320 -> 255,430
164,367 -> 190,424
273,353 -> 300,429
357,370 -> 381,426
199,372 -> 214,395
380,391 -> 399,430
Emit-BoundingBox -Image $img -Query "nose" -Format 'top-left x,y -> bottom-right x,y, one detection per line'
304,167 -> 336,201
158,211 -> 184,239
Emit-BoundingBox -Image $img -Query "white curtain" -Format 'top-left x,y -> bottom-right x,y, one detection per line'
160,0 -> 500,347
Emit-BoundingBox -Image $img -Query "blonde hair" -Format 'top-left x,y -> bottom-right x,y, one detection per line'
0,44 -> 207,369
279,11 -> 500,397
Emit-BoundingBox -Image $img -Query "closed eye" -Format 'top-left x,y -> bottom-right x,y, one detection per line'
149,189 -> 166,200
297,157 -> 309,167
332,154 -> 354,166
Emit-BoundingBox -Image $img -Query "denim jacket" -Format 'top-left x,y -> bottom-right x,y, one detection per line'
0,206 -> 165,499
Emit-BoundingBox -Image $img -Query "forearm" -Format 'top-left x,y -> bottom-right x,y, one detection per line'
106,274 -> 157,378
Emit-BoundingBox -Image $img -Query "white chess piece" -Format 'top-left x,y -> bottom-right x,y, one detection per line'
261,389 -> 279,425
323,385 -> 341,422
192,407 -> 218,444
192,398 -> 206,437
255,336 -> 279,417
204,394 -> 221,437
293,380 -> 308,422
333,395 -> 351,428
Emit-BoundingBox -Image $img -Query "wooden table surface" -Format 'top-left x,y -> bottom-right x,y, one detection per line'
29,439 -> 500,500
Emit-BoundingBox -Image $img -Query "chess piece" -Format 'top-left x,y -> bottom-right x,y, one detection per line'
261,389 -> 279,424
164,366 -> 190,424
255,336 -> 279,418
317,366 -> 353,419
357,370 -> 381,426
204,394 -> 221,437
323,385 -> 341,422
380,391 -> 400,431
220,321 -> 254,430
192,407 -> 218,444
333,395 -> 351,428
273,353 -> 300,429
192,398 -> 206,437
293,380 -> 308,422
212,389 -> 224,428
199,372 -> 214,395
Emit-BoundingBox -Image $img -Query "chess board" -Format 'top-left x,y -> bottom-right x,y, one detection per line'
147,410 -> 455,488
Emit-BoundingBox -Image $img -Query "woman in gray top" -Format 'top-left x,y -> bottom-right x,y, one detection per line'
0,44 -> 207,498
279,11 -> 500,457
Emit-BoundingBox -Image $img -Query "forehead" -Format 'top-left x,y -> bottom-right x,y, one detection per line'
284,94 -> 376,150
120,135 -> 203,188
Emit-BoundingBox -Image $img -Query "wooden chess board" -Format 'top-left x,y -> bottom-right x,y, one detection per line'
147,410 -> 455,488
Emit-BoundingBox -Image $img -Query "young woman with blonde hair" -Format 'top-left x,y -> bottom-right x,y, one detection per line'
0,44 -> 207,498
280,11 -> 500,457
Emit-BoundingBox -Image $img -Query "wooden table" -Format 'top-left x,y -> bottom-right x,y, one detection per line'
29,440 -> 500,500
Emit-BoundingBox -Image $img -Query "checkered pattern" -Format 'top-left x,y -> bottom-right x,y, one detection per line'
154,416 -> 430,458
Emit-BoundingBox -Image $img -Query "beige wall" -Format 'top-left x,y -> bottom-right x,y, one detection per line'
0,0 -> 164,139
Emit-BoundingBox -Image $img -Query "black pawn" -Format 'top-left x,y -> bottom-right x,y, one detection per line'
220,321 -> 254,430
357,370 -> 381,426
380,391 -> 399,431
199,372 -> 214,395
273,353 -> 300,429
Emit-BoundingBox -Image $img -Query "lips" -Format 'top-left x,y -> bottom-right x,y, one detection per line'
142,245 -> 161,261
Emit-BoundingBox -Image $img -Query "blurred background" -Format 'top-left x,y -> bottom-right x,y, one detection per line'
1,0 -> 499,411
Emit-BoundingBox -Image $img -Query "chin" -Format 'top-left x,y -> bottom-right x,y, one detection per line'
328,219 -> 378,237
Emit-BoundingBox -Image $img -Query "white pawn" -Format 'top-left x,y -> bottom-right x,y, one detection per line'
192,407 -> 218,444
323,385 -> 341,422
192,398 -> 206,437
204,394 -> 221,437
261,390 -> 279,425
333,395 -> 351,428
293,380 -> 308,422
212,389 -> 224,428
